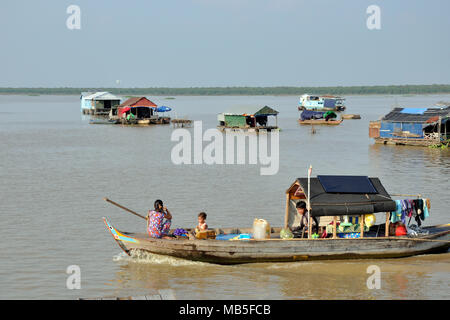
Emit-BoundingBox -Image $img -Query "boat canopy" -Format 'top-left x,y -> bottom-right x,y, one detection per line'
288,176 -> 396,217
300,110 -> 324,120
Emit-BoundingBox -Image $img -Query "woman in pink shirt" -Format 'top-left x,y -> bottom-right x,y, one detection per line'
147,199 -> 173,239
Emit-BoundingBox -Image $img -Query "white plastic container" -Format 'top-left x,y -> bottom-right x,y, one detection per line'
253,219 -> 271,240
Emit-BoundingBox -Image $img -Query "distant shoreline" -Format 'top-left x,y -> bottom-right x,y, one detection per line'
1,84 -> 450,96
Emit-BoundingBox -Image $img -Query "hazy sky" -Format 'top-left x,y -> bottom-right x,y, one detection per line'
1,0 -> 449,87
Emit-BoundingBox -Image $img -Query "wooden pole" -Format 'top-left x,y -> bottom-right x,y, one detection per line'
307,165 -> 312,239
438,116 -> 442,142
360,215 -> 364,238
385,212 -> 390,237
390,237 -> 450,244
333,216 -> 337,239
284,193 -> 290,229
103,197 -> 147,220
390,193 -> 422,198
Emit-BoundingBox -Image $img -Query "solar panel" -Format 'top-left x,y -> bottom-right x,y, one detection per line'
317,175 -> 377,194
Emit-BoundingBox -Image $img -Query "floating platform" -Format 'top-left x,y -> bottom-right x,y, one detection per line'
172,119 -> 193,128
342,114 -> 361,120
217,126 -> 279,133
89,119 -> 119,125
373,137 -> 445,147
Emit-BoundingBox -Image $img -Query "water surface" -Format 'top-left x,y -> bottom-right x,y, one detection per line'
0,94 -> 449,299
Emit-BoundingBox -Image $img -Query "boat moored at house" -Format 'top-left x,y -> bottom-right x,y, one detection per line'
217,105 -> 279,132
369,104 -> 450,146
110,97 -> 171,125
298,94 -> 346,112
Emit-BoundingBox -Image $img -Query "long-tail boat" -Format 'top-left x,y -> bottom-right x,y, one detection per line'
104,175 -> 449,265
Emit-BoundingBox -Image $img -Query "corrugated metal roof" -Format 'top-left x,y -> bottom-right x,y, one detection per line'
118,97 -> 157,108
382,106 -> 450,123
222,105 -> 279,116
82,91 -> 121,100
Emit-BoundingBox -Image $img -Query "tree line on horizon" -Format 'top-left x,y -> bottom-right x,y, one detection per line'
1,85 -> 450,96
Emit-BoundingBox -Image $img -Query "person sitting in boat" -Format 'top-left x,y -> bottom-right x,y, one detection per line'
291,201 -> 318,238
147,199 -> 173,239
195,212 -> 208,234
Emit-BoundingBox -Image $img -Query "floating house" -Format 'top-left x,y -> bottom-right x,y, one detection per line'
113,97 -> 170,125
369,105 -> 450,146
80,92 -> 122,115
298,94 -> 346,112
217,105 -> 279,132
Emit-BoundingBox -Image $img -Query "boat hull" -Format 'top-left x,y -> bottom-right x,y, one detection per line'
298,106 -> 346,112
298,119 -> 343,125
104,218 -> 450,265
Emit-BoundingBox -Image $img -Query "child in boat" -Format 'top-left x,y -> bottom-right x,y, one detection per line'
195,212 -> 208,233
147,199 -> 173,239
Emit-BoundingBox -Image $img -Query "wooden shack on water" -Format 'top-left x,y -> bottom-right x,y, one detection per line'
113,97 -> 170,125
369,105 -> 450,146
81,92 -> 122,116
217,105 -> 279,132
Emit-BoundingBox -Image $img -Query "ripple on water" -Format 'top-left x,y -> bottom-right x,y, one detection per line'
113,250 -> 212,267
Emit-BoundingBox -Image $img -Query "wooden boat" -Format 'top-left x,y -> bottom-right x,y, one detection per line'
104,218 -> 449,265
298,110 -> 342,125
217,125 -> 280,133
298,119 -> 343,125
104,175 -> 449,265
113,116 -> 171,125
342,114 -> 361,120
298,94 -> 346,112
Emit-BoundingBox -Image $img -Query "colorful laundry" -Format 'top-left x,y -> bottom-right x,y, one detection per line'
390,198 -> 430,226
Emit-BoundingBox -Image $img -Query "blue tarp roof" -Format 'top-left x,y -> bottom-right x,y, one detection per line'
382,106 -> 450,123
400,108 -> 428,114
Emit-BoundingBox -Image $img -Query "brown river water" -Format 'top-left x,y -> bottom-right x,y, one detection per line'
0,94 -> 449,299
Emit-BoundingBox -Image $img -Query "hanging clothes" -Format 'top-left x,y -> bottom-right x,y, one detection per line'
392,198 -> 430,226
421,198 -> 430,220
390,200 -> 403,223
412,199 -> 423,227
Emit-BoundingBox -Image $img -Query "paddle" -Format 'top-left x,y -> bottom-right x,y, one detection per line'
103,197 -> 147,220
390,237 -> 450,244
